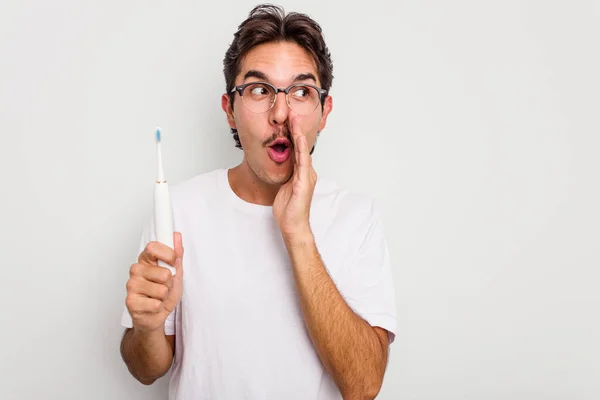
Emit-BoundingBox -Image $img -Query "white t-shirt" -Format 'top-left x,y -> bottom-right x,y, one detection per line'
121,168 -> 396,400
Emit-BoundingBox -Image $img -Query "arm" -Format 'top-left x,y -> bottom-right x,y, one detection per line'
285,235 -> 389,400
273,118 -> 392,399
120,328 -> 175,385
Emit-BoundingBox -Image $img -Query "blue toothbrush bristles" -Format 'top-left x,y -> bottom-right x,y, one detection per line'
156,127 -> 161,142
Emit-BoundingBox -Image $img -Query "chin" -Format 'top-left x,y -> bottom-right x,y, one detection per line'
265,166 -> 293,185
246,153 -> 294,186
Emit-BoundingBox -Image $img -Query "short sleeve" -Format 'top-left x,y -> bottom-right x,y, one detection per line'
337,201 -> 397,344
120,217 -> 176,335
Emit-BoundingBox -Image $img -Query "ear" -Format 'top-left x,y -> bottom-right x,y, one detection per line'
317,95 -> 333,132
221,93 -> 237,130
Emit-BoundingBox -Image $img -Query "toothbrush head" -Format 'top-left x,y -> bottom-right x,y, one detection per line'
156,127 -> 161,143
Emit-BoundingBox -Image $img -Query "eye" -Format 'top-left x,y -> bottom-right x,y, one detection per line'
245,83 -> 272,99
291,87 -> 309,99
251,86 -> 268,96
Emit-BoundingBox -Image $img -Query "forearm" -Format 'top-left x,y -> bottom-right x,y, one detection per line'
120,327 -> 173,385
285,234 -> 388,399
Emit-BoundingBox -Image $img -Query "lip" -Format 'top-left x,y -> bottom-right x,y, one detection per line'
267,146 -> 291,163
267,137 -> 292,163
268,137 -> 292,148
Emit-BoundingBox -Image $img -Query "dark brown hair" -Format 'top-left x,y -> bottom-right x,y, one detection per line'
223,4 -> 334,153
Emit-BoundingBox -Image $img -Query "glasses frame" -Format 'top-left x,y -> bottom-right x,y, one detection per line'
230,81 -> 328,115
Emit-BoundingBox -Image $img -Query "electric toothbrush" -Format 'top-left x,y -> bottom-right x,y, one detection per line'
154,127 -> 176,275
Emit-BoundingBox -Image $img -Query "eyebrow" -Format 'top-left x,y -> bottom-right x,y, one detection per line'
243,70 -> 318,84
293,73 -> 317,83
243,70 -> 269,81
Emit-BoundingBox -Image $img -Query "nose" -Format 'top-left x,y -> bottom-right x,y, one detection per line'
269,91 -> 290,127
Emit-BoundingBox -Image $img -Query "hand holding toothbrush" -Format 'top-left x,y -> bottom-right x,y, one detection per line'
125,127 -> 182,334
125,232 -> 184,333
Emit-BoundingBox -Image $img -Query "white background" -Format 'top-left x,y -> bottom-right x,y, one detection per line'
1,0 -> 598,399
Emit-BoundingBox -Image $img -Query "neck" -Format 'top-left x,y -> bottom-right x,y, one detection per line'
228,161 -> 280,206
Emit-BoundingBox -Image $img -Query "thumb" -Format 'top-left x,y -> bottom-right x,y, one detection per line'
173,231 -> 184,258
173,232 -> 184,277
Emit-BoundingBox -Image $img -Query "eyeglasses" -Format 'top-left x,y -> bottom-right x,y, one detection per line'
230,81 -> 328,115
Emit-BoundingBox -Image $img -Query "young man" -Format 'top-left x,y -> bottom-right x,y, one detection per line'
120,4 -> 396,400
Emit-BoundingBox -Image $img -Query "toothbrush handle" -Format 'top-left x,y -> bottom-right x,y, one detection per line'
154,182 -> 176,275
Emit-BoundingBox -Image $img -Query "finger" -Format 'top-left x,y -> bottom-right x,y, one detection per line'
126,293 -> 163,314
173,232 -> 184,279
139,278 -> 170,300
290,118 -> 307,181
173,249 -> 184,280
298,135 -> 310,184
127,276 -> 170,300
130,262 -> 173,285
290,117 -> 302,161
173,232 -> 184,259
294,138 -> 300,171
139,241 -> 178,266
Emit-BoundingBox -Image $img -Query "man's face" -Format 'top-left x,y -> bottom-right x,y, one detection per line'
222,41 -> 333,186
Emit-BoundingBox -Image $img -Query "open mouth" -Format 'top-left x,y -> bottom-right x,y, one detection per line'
272,143 -> 289,153
267,138 -> 292,163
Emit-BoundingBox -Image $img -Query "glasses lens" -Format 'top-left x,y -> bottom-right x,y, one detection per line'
242,83 -> 275,113
287,85 -> 320,115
